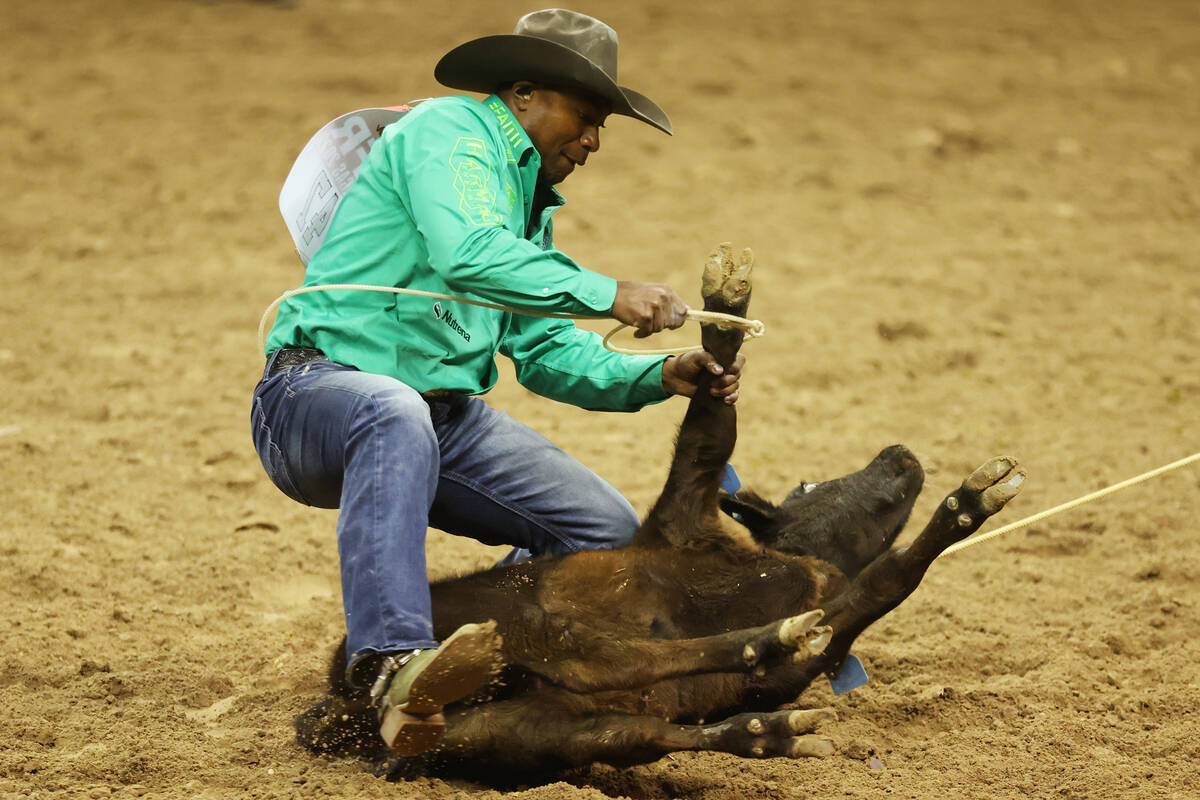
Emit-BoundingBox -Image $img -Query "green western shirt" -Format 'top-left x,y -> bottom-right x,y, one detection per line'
267,94 -> 670,411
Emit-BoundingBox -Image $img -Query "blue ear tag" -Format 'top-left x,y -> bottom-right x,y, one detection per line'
829,654 -> 869,695
720,463 -> 741,493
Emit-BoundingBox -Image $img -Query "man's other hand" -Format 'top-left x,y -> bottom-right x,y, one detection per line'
661,350 -> 746,405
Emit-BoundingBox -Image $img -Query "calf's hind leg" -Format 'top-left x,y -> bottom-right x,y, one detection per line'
501,605 -> 832,692
425,695 -> 838,774
639,243 -> 754,548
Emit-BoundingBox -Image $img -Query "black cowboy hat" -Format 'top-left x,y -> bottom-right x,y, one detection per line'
434,8 -> 672,135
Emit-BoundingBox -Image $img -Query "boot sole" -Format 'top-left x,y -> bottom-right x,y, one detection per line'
380,620 -> 501,756
380,710 -> 446,757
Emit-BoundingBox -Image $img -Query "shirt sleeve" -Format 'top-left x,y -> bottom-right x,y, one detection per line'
499,313 -> 671,412
386,103 -> 617,317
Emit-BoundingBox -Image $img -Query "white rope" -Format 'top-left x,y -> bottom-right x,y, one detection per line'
259,285 -> 1197,560
602,311 -> 765,355
256,283 -> 765,356
939,450 -> 1200,558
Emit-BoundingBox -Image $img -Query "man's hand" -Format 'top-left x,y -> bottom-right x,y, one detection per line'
611,281 -> 688,337
661,350 -> 746,404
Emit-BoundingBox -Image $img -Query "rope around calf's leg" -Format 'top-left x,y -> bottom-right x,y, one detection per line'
601,311 -> 766,355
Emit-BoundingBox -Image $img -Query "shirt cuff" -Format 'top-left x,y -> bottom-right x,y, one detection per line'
574,272 -> 618,314
627,354 -> 673,407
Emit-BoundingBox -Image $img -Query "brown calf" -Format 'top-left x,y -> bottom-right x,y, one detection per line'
295,244 -> 1025,781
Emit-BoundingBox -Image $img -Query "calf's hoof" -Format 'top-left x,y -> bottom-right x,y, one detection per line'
743,610 -> 832,667
701,242 -> 754,310
715,708 -> 836,759
788,734 -> 836,758
779,609 -> 833,659
745,708 -> 836,736
948,456 -> 1026,529
966,456 -> 1026,513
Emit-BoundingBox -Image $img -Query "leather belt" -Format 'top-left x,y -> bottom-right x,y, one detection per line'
266,346 -> 462,403
267,346 -> 326,375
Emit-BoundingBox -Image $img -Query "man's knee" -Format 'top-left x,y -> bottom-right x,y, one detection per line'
590,488 -> 640,550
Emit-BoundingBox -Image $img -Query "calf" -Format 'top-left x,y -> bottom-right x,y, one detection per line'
294,244 -> 1025,781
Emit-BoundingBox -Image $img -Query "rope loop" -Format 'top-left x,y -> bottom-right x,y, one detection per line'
602,311 -> 765,355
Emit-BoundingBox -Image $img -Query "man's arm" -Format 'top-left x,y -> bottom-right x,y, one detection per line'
387,102 -> 687,334
499,315 -> 670,411
500,315 -> 746,412
385,104 -> 611,316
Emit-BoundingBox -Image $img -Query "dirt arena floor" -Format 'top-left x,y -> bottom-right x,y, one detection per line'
2,0 -> 1198,797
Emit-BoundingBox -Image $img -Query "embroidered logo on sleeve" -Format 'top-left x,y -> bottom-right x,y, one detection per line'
449,137 -> 504,226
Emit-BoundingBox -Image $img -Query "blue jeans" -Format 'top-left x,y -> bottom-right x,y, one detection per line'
250,352 -> 639,683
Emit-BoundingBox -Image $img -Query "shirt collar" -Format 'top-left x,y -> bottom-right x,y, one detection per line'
482,94 -> 566,207
483,95 -> 533,163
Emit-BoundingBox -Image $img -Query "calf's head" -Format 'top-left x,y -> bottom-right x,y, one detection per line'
720,444 -> 924,578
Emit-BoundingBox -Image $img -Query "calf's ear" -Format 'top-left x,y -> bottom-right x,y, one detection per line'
718,489 -> 778,538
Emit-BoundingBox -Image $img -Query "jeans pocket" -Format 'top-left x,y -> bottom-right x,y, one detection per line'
251,393 -> 307,504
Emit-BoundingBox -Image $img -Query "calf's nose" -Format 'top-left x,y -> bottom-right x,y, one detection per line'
875,444 -> 922,479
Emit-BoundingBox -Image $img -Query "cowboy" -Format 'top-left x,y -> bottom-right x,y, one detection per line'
251,9 -> 745,756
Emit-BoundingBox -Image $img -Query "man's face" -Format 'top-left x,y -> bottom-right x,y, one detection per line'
514,85 -> 610,186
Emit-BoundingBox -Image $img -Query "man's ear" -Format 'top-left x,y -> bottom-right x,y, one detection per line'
512,81 -> 536,103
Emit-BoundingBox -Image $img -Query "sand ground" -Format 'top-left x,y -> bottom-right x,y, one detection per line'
1,0 -> 1198,798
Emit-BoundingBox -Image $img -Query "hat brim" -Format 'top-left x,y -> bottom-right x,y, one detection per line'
435,35 -> 672,135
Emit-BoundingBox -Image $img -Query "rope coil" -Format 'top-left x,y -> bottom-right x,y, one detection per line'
257,284 -> 765,356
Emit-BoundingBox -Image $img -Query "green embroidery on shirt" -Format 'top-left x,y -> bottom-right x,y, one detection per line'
449,136 -> 503,226
268,96 -> 640,406
487,98 -> 524,161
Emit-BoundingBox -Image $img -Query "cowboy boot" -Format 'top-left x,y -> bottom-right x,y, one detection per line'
369,621 -> 502,756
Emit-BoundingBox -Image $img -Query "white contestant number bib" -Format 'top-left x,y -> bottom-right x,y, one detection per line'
278,102 -> 424,265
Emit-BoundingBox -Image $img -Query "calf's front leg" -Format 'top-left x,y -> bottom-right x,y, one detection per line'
740,456 -> 1026,710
